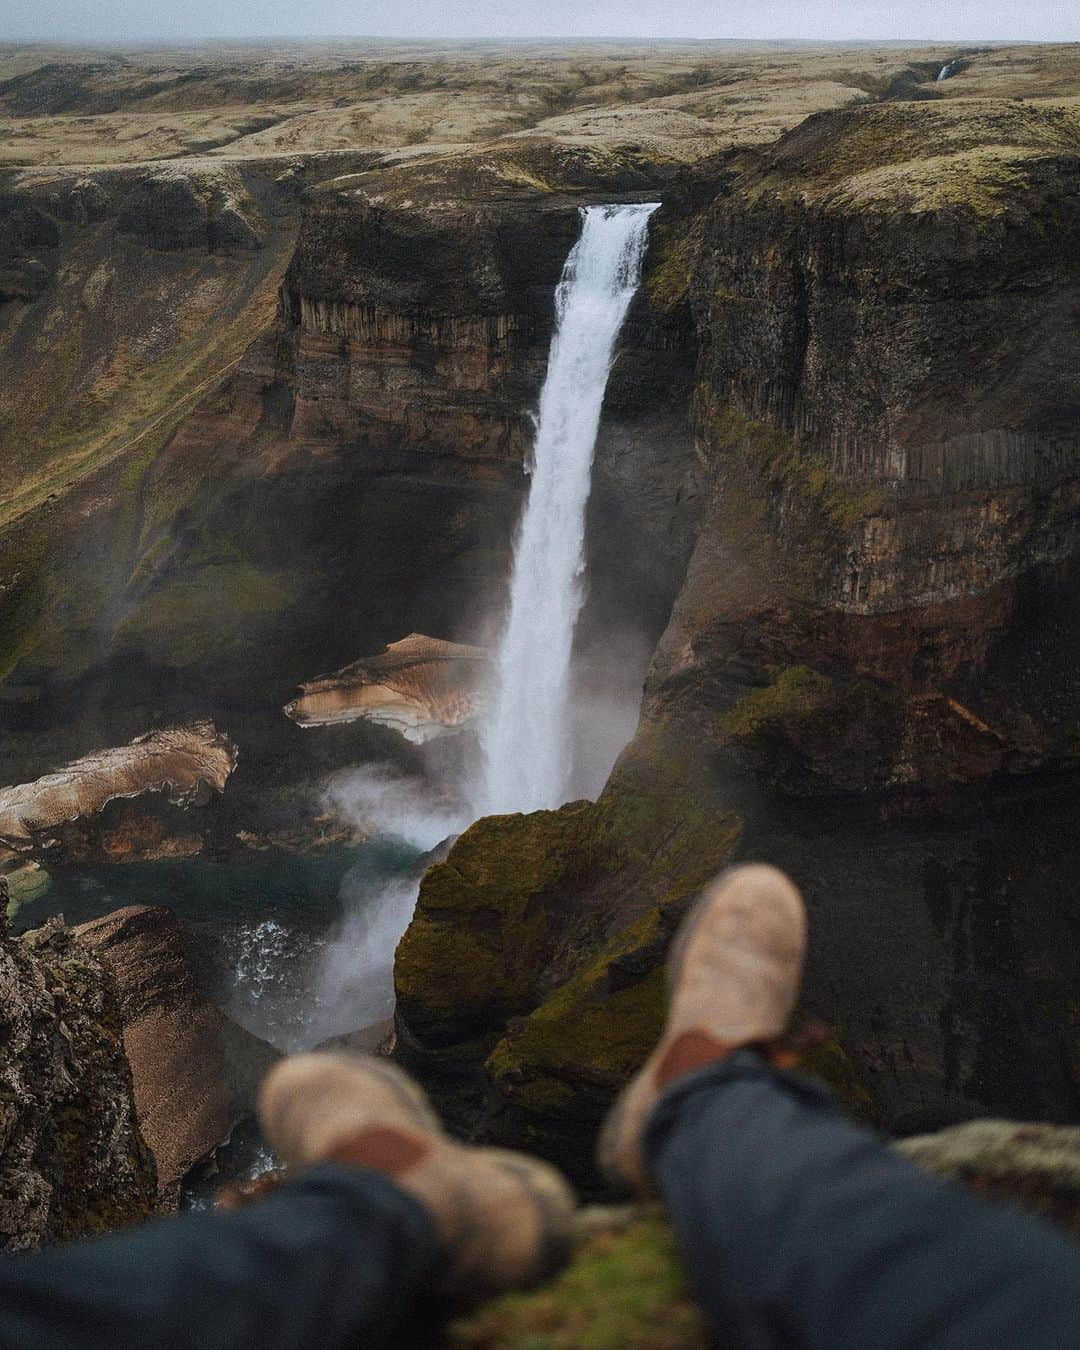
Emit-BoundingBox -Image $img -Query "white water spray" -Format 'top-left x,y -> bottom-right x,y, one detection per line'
480,202 -> 659,815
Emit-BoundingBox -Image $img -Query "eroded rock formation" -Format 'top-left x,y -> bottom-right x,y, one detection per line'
0,879 -> 157,1250
0,722 -> 237,866
75,904 -> 279,1203
285,633 -> 488,742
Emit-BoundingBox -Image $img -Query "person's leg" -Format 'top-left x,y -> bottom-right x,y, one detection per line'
646,1054 -> 1080,1350
0,1164 -> 437,1350
0,1054 -> 575,1350
599,864 -> 1080,1350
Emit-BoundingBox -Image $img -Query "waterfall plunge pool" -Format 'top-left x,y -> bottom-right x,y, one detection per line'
11,839 -> 424,1052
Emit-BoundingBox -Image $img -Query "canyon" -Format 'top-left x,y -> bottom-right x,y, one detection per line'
2,37 -> 1080,1316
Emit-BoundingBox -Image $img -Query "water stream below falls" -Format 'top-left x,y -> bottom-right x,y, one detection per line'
12,841 -> 421,1052
480,201 -> 659,815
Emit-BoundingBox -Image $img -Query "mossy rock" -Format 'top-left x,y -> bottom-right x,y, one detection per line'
444,1210 -> 710,1350
397,724 -> 742,1049
395,801 -> 598,1044
643,217 -> 701,318
395,726 -> 743,1174
114,554 -> 298,671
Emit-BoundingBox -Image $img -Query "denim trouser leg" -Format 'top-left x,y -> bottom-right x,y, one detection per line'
0,1165 -> 439,1350
644,1053 -> 1080,1350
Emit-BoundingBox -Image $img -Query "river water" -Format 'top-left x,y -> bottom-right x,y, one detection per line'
12,840 -> 422,1051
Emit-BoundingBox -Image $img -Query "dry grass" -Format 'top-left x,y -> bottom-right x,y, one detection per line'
7,39 -> 1073,172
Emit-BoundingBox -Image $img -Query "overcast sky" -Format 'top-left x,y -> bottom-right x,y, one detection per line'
8,1 -> 1080,46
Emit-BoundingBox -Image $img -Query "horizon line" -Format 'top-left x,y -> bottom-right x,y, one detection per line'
3,34 -> 1069,49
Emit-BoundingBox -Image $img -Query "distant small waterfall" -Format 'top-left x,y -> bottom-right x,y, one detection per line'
937,60 -> 959,82
479,202 -> 659,815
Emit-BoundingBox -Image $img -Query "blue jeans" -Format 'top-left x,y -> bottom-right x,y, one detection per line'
0,1166 -> 438,1350
645,1053 -> 1080,1350
3,1061 -> 1079,1350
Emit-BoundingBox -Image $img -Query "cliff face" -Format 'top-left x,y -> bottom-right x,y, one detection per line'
75,905 -> 279,1203
0,160 -> 301,788
8,75 -> 1080,1192
395,100 -> 1080,1176
655,101 -> 1080,798
37,156 -> 699,749
0,880 -> 157,1249
644,100 -> 1080,1131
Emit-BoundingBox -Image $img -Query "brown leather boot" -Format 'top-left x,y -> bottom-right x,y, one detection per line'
258,1052 -> 575,1299
597,863 -> 807,1195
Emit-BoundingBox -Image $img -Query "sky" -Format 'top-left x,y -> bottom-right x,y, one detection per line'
6,0 -> 1080,46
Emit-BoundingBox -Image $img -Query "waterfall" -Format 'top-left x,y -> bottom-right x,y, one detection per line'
479,201 -> 659,816
937,61 -> 958,82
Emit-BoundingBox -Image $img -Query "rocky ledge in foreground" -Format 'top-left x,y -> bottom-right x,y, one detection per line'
285,633 -> 489,743
438,1120 -> 1080,1350
0,722 -> 238,868
0,883 -> 278,1240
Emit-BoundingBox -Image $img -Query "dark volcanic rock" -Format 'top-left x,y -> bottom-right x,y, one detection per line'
118,174 -> 210,251
0,879 -> 157,1250
75,904 -> 279,1203
0,196 -> 59,302
118,171 -> 266,253
0,257 -> 50,303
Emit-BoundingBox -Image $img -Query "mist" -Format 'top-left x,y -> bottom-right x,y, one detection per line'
322,761 -> 470,853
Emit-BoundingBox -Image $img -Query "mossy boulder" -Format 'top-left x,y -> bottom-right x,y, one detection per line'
395,727 -> 743,1179
396,801 -> 598,1045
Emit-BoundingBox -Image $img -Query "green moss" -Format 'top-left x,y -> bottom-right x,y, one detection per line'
720,666 -> 836,742
488,948 -> 667,1089
3,864 -> 51,916
504,1078 -> 577,1115
833,147 -> 1036,217
690,399 -> 886,635
643,225 -> 698,316
706,402 -> 884,546
395,802 -> 596,1030
751,99 -> 1080,217
0,553 -> 48,683
397,725 -> 743,1088
445,1212 -> 706,1350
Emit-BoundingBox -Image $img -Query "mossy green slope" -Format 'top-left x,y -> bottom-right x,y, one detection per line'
444,1211 -> 708,1350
